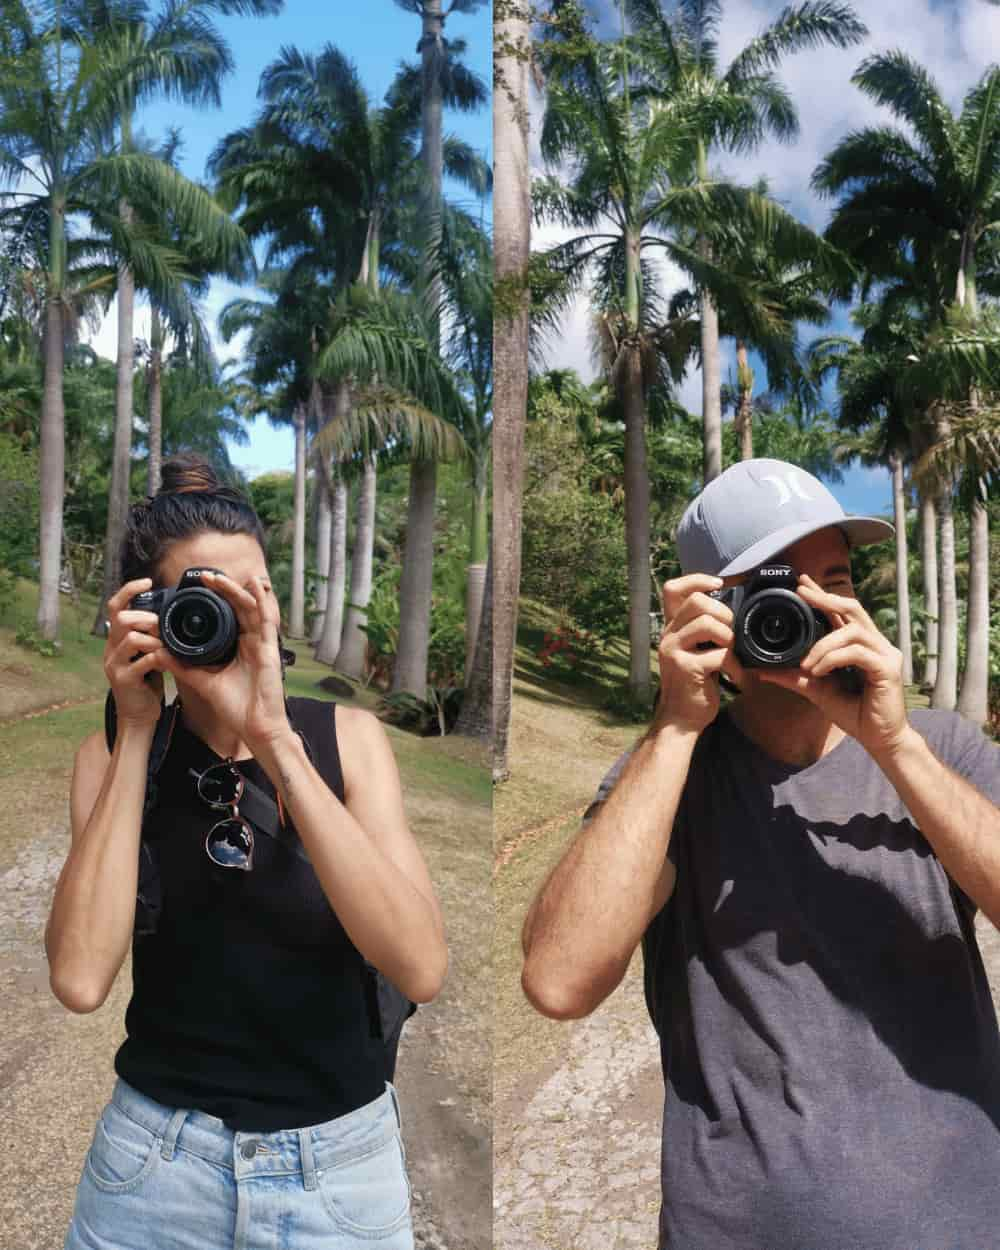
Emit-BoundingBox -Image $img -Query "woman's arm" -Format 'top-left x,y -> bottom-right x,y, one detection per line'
250,706 -> 448,1004
45,723 -> 154,1013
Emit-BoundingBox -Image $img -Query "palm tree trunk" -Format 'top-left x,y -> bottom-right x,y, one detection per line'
311,466 -> 332,643
736,339 -> 754,461
338,455 -> 377,678
889,452 -> 913,685
146,305 -> 163,496
697,143 -> 723,483
93,236 -> 136,636
623,348 -> 651,702
918,487 -> 938,688
464,451 -> 489,684
492,0 -> 530,781
932,478 -> 958,711
37,287 -> 66,642
392,0 -> 446,701
393,459 -> 437,698
314,468 -> 348,667
957,481 -> 990,724
455,549 -> 492,742
289,401 -> 307,637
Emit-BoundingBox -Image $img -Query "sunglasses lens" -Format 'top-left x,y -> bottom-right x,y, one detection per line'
205,820 -> 253,870
200,766 -> 241,807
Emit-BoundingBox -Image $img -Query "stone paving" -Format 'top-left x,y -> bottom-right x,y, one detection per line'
494,968 -> 664,1250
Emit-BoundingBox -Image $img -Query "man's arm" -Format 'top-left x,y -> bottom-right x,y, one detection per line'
873,730 -> 1000,930
762,573 -> 1000,928
521,573 -> 739,1021
521,723 -> 694,1019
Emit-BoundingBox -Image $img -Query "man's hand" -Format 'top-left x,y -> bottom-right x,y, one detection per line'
657,574 -> 746,734
757,574 -> 909,760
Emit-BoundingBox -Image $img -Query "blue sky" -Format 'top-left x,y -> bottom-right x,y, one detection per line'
533,0 -> 1000,519
86,0 -> 492,478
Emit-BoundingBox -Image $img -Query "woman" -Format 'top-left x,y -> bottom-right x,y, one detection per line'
47,455 -> 447,1249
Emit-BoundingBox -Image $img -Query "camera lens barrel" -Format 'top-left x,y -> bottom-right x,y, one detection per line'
736,588 -> 828,668
161,588 -> 238,666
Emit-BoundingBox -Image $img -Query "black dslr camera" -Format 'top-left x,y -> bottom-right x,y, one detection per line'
130,567 -> 238,667
711,564 -> 863,694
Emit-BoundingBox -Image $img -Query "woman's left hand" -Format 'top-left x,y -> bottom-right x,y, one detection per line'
164,572 -> 291,749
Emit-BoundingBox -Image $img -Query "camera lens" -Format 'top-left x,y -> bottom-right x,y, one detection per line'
759,613 -> 792,648
739,591 -> 812,666
163,589 -> 238,665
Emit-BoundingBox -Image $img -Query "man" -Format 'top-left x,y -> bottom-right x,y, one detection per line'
521,459 -> 1000,1250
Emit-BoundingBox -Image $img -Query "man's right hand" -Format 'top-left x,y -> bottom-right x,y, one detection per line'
656,574 -> 743,734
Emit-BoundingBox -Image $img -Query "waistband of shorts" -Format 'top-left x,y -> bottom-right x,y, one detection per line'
110,1077 -> 401,1183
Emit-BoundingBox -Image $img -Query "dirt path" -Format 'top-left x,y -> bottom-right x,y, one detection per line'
0,706 -> 490,1250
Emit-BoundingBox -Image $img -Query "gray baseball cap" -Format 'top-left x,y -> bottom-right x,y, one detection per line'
676,458 -> 894,577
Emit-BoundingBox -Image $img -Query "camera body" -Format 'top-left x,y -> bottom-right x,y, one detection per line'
130,567 -> 239,667
711,563 -> 862,694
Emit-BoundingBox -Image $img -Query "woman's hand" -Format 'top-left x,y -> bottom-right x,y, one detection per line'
103,578 -> 170,731
757,574 -> 910,759
161,572 -> 291,749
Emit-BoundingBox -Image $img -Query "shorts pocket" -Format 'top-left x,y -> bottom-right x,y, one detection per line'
84,1101 -> 161,1193
318,1131 -> 412,1238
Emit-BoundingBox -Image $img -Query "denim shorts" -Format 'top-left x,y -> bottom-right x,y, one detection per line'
63,1077 -> 413,1250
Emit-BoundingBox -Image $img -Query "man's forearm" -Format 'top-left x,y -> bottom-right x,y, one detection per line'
874,727 -> 1000,928
521,720 -> 698,1020
252,730 -> 446,1003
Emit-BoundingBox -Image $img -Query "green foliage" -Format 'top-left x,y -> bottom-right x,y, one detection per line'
0,434 -> 38,576
520,415 -> 628,641
377,687 -> 464,737
14,628 -> 61,658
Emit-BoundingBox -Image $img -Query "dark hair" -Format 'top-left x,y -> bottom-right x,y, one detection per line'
120,453 -> 266,586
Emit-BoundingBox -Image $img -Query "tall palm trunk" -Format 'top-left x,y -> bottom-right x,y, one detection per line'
311,467 -> 332,643
315,466 -> 348,667
622,347 -> 651,702
932,470 -> 958,711
338,456 -> 377,678
290,401 -> 307,637
393,459 -> 437,697
146,305 -> 163,496
464,451 -> 489,684
957,480 -> 990,724
455,548 -> 492,742
93,213 -> 136,636
38,282 -> 66,641
889,452 -> 913,685
492,0 -> 531,780
918,487 -> 938,688
393,0 -> 445,699
735,339 -> 754,461
698,144 -> 723,483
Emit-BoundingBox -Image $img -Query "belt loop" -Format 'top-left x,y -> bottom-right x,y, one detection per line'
387,1081 -> 402,1130
298,1127 -> 318,1191
160,1109 -> 189,1161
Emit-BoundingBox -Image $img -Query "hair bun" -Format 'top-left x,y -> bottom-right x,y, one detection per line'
157,453 -> 222,497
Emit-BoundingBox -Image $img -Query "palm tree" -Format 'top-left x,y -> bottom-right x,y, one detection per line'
533,4 -> 843,701
493,0 -> 530,780
625,0 -> 866,483
814,52 -> 1000,720
391,0 -> 489,699
0,1 -> 250,639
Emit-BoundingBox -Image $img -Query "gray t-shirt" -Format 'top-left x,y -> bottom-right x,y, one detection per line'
588,708 -> 1000,1250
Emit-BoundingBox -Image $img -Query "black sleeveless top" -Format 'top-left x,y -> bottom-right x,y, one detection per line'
114,697 -> 385,1131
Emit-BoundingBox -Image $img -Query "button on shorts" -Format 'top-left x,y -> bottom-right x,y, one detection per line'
63,1077 -> 413,1249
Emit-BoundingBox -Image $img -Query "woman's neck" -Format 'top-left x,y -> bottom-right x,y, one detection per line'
176,689 -> 252,761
